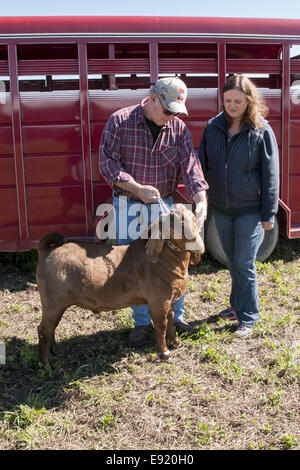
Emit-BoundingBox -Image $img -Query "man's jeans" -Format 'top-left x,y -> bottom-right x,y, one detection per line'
212,209 -> 263,327
113,195 -> 185,326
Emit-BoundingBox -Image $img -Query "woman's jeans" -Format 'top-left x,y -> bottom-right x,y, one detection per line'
113,194 -> 185,327
212,209 -> 263,327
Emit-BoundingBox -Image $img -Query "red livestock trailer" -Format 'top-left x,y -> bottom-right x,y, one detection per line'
0,16 -> 299,261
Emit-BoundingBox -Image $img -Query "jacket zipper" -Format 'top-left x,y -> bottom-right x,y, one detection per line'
225,161 -> 229,209
247,132 -> 261,196
224,132 -> 261,208
224,135 -> 239,209
247,177 -> 261,195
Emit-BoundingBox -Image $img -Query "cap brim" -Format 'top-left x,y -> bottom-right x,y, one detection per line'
167,101 -> 188,115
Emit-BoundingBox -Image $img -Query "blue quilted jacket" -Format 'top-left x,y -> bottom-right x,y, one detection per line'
198,112 -> 279,222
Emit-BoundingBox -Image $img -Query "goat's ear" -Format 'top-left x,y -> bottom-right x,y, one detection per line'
145,238 -> 165,263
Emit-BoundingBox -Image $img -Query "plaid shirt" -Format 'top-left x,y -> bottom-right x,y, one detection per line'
99,99 -> 208,200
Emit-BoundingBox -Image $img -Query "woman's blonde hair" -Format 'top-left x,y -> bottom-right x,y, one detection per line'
223,74 -> 269,128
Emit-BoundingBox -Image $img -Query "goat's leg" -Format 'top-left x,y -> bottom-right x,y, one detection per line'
150,303 -> 171,361
166,308 -> 181,350
38,307 -> 66,366
50,332 -> 57,355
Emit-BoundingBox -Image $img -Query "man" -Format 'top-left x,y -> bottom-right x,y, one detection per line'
99,76 -> 208,347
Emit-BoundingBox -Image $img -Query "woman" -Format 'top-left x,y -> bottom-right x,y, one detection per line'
198,74 -> 279,338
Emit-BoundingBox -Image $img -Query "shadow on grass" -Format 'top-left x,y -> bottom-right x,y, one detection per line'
0,327 -> 153,414
0,272 -> 37,293
267,235 -> 300,263
189,317 -> 237,335
1,236 -> 298,283
190,235 -> 300,276
188,251 -> 225,276
0,250 -> 38,275
0,314 -> 231,416
0,236 -> 298,418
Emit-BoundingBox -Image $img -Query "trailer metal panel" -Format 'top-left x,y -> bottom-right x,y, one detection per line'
0,16 -> 299,250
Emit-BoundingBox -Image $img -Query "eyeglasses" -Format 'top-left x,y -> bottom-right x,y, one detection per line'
157,95 -> 179,117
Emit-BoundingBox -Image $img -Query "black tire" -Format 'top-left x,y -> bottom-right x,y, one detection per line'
204,212 -> 279,266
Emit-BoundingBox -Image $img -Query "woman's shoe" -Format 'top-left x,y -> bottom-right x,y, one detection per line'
219,306 -> 237,321
234,325 -> 253,338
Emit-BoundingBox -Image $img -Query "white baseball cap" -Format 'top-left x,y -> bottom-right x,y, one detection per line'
153,77 -> 188,115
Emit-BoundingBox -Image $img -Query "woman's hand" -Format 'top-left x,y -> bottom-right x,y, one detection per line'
193,191 -> 207,229
262,221 -> 274,231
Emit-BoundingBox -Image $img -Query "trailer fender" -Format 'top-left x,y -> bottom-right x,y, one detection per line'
204,211 -> 279,265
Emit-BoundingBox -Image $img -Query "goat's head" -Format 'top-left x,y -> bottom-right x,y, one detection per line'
145,204 -> 205,264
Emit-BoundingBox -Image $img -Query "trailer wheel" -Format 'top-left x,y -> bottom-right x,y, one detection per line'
204,212 -> 279,266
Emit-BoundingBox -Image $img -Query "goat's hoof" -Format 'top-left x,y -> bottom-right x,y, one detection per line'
158,350 -> 172,362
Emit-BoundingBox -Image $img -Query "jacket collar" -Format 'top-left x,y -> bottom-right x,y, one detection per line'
211,111 -> 268,134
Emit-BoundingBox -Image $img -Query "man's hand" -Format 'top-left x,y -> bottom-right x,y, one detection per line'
136,185 -> 161,204
193,191 -> 207,230
115,179 -> 160,204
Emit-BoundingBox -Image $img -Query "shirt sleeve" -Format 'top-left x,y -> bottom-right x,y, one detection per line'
260,125 -> 280,222
179,125 -> 209,199
99,114 -> 133,187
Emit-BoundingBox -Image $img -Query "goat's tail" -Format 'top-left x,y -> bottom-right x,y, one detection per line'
37,233 -> 65,258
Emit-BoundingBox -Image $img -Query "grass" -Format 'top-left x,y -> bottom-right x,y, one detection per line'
0,235 -> 299,450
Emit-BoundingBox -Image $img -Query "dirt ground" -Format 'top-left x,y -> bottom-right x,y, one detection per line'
0,237 -> 299,450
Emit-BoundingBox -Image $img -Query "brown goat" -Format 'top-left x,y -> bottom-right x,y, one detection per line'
36,204 -> 204,366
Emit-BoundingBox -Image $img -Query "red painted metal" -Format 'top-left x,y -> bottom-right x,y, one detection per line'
281,45 -> 291,208
227,59 -> 281,74
149,43 -> 159,84
217,43 -> 226,112
8,44 -> 29,243
0,16 -> 299,251
108,44 -> 117,90
79,43 -> 94,234
0,16 -> 300,37
18,59 -> 78,75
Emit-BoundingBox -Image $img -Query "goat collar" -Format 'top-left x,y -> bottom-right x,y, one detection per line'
166,239 -> 182,252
